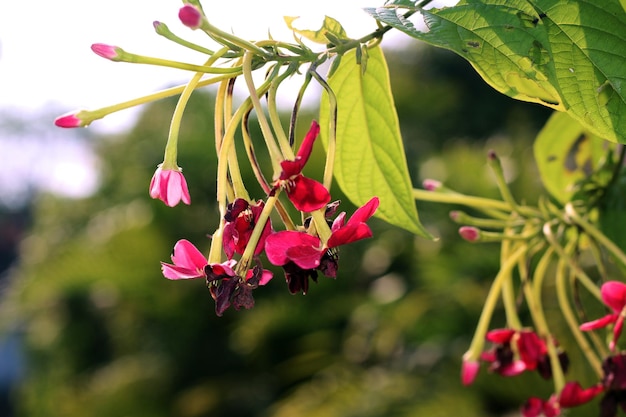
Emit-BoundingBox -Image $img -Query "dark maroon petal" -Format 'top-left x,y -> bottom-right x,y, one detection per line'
517,331 -> 546,370
224,198 -> 249,222
287,175 -> 331,212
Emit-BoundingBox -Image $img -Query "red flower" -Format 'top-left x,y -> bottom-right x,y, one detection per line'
265,198 -> 378,294
580,281 -> 626,350
481,329 -> 557,377
272,121 -> 330,212
522,396 -> 560,417
149,165 -> 191,207
223,199 -> 272,259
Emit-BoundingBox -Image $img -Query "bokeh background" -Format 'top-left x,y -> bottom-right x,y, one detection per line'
2,2 -> 600,416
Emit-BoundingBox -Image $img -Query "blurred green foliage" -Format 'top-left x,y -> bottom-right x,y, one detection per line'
3,45 -> 570,417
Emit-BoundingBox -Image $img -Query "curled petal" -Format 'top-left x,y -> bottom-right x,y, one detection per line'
347,197 -> 379,225
580,314 -> 618,331
559,381 -> 604,408
499,360 -> 527,377
295,120 -> 320,165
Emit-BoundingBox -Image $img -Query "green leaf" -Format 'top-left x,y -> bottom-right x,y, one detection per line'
534,111 -> 610,202
319,46 -> 431,238
364,0 -> 626,143
284,15 -> 348,45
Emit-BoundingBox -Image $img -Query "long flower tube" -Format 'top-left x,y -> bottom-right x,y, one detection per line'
461,244 -> 529,383
554,245 -> 604,377
310,70 -> 338,191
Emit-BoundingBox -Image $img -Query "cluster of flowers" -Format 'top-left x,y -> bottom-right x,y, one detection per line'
157,121 -> 379,315
462,281 -> 626,417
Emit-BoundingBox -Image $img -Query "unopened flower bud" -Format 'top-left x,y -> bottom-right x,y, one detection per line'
459,226 -> 480,242
91,43 -> 123,61
461,359 -> 480,386
54,110 -> 90,128
179,4 -> 203,29
422,179 -> 442,191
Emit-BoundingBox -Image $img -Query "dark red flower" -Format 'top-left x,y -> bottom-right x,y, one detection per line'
559,381 -> 604,408
328,197 -> 379,248
580,281 -> 626,351
272,121 -> 330,212
481,329 -> 558,378
522,395 -> 559,417
223,198 -> 272,259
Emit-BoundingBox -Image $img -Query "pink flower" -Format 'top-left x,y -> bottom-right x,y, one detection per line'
272,121 -> 330,212
223,199 -> 272,259
91,43 -> 122,61
149,165 -> 191,207
580,281 -> 626,350
161,239 -> 208,280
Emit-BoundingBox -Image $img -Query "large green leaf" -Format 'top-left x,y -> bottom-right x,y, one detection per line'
319,45 -> 431,238
534,111 -> 611,203
364,0 -> 626,143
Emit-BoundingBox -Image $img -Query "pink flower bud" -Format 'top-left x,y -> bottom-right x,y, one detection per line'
178,5 -> 203,29
461,359 -> 480,386
149,166 -> 191,207
422,179 -> 442,191
459,226 -> 480,242
54,111 -> 87,128
91,43 -> 122,61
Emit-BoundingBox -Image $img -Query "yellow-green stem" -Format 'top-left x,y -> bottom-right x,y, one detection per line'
566,203 -> 626,269
236,195 -> 278,275
555,248 -> 604,377
543,222 -> 602,302
464,245 -> 528,361
310,70 -> 338,191
242,52 -> 283,174
501,237 -> 522,330
268,64 -> 298,158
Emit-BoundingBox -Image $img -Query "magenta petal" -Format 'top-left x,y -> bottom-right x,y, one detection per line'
286,245 -> 323,269
171,239 -> 207,271
485,328 -> 516,343
279,159 -> 304,180
348,197 -> 380,224
296,120 -> 320,165
461,360 -> 480,386
265,231 -> 321,266
559,382 -> 604,408
259,270 -> 273,286
161,263 -> 203,280
580,314 -> 618,331
287,175 -> 331,212
327,223 -> 372,248
500,360 -> 527,376
54,112 -> 84,128
602,281 -> 626,312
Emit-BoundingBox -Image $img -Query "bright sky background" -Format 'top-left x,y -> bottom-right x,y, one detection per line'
0,0 -> 449,206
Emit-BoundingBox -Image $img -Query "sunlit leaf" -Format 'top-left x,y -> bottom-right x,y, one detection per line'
534,111 -> 610,202
364,0 -> 626,143
284,15 -> 348,45
319,46 -> 431,238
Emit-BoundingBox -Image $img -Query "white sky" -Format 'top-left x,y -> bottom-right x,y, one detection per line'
0,0 -> 449,205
